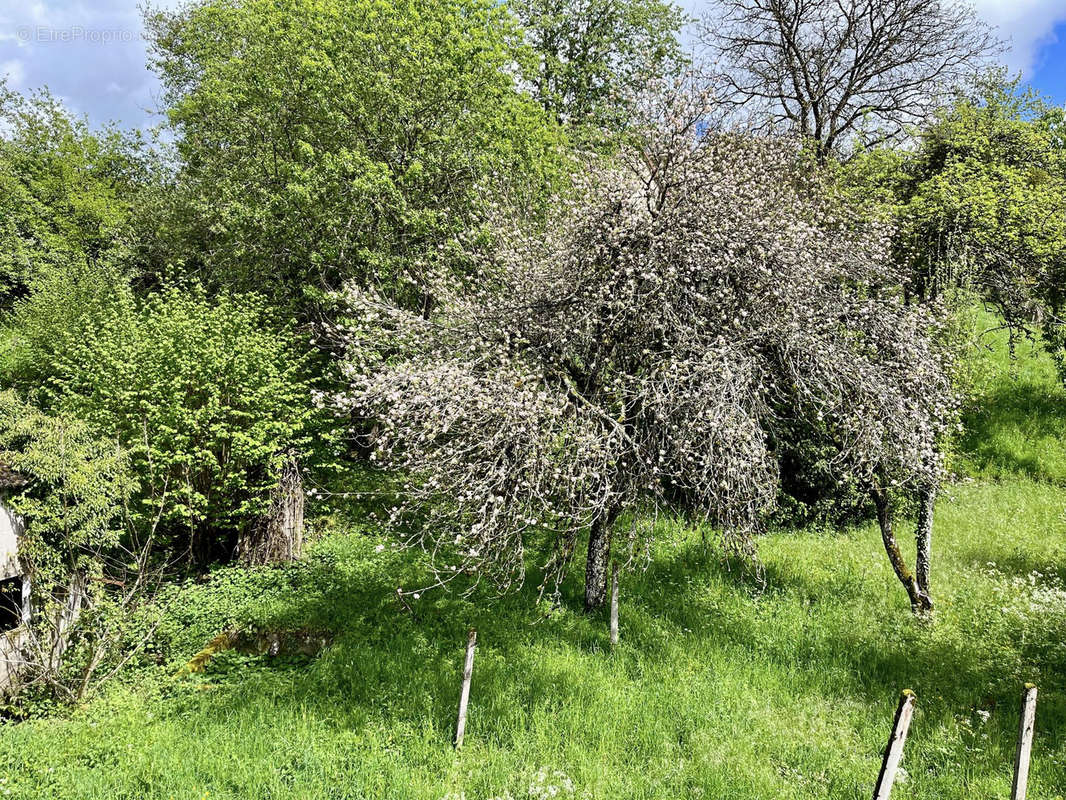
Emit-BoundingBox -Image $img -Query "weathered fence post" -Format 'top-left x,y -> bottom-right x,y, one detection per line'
609,562 -> 620,647
873,689 -> 916,800
1011,684 -> 1038,800
453,628 -> 477,749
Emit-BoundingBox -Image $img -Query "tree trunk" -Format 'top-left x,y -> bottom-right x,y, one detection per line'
872,489 -> 930,615
915,482 -> 937,607
584,511 -> 617,613
238,456 -> 304,566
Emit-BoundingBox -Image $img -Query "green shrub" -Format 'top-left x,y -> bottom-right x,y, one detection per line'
0,391 -> 131,584
0,392 -> 141,702
5,274 -> 317,563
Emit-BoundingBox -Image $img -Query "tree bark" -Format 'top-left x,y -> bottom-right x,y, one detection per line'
872,489 -> 931,615
915,482 -> 937,605
584,511 -> 618,612
238,455 -> 304,566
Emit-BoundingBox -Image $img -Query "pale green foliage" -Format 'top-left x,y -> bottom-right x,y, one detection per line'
146,0 -> 567,311
0,393 -> 171,704
0,391 -> 131,582
0,259 -> 127,388
5,273 -> 314,561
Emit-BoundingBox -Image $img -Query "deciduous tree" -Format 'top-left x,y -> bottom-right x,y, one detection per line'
895,72 -> 1066,363
146,0 -> 566,315
0,85 -> 151,304
331,83 -> 956,613
699,0 -> 999,159
512,0 -> 687,134
6,271 -> 316,566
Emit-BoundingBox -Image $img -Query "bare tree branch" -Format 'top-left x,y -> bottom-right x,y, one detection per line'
698,0 -> 1001,158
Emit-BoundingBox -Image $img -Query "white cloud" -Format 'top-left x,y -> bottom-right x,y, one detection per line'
0,0 -> 171,126
970,0 -> 1066,75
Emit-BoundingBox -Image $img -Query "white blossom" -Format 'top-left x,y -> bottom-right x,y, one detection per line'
329,81 -> 955,597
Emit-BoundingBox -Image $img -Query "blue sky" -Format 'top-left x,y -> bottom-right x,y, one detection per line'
1031,20 -> 1066,101
0,0 -> 182,128
2,0 -> 1066,129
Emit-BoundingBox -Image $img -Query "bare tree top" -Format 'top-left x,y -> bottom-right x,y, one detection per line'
699,0 -> 1001,158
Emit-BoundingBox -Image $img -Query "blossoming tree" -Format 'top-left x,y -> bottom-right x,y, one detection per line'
332,85 -> 956,614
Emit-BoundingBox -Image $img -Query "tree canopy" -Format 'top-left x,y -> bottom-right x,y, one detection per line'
146,0 -> 568,313
895,74 -> 1066,346
0,85 -> 151,304
332,86 -> 956,610
512,0 -> 687,134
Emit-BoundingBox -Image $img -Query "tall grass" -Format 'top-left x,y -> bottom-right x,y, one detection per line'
955,314 -> 1066,484
1,326 -> 1065,800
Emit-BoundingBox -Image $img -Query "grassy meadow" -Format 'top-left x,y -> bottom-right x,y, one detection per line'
1,328 -> 1065,799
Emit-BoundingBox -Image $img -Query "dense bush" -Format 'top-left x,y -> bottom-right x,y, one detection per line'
0,392 -> 140,701
867,71 -> 1066,399
897,73 -> 1066,312
5,272 -> 317,563
0,392 -> 130,582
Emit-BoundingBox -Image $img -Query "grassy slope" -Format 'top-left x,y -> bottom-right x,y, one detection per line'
2,330 -> 1066,799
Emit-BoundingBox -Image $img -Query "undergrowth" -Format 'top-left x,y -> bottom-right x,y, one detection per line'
1,324 -> 1064,799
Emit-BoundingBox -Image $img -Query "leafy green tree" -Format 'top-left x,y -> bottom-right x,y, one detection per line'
0,84 -> 152,304
895,72 -> 1066,370
510,0 -> 686,133
145,0 -> 566,313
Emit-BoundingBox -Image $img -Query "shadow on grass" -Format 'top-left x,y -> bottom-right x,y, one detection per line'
160,540 -> 612,743
628,542 -> 1053,698
156,528 -> 1063,794
958,381 -> 1066,483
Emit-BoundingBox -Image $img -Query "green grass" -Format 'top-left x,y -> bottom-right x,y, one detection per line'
956,321 -> 1066,484
2,327 -> 1066,800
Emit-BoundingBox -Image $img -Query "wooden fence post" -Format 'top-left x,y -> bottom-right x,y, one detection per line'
609,562 -> 620,647
453,629 -> 477,749
873,689 -> 916,800
1011,684 -> 1038,800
